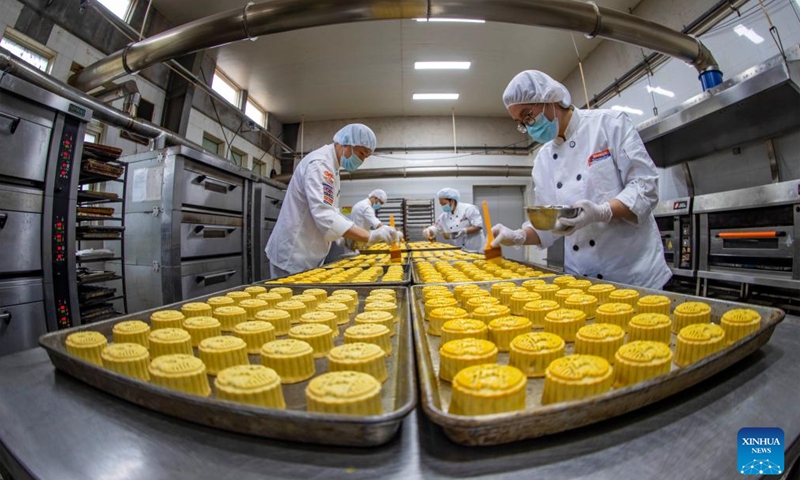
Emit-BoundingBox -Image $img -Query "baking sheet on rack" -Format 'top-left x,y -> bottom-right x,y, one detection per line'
263,263 -> 412,286
410,276 -> 784,446
40,284 -> 416,447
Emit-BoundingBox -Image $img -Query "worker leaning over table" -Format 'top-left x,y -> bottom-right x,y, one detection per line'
350,189 -> 388,231
491,70 -> 671,289
423,188 -> 486,253
266,124 -> 401,278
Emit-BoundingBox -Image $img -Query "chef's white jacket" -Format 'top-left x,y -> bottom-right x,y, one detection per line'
528,107 -> 671,288
350,197 -> 382,231
266,144 -> 353,274
433,201 -> 486,253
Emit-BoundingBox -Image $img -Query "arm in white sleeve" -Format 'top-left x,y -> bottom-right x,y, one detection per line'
364,205 -> 382,229
611,114 -> 660,224
304,160 -> 354,242
465,205 -> 483,229
432,215 -> 445,235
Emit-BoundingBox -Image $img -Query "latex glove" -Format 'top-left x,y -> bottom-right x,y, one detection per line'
451,228 -> 466,239
396,230 -> 405,241
491,223 -> 527,248
557,200 -> 612,236
422,227 -> 436,240
368,226 -> 398,246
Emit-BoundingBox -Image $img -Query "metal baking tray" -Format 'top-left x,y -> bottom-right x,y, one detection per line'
360,242 -> 462,255
265,263 -> 412,287
410,258 -> 559,284
411,277 -> 785,446
40,285 -> 416,447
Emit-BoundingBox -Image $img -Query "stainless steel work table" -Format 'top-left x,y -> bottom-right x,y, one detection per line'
2,316 -> 799,480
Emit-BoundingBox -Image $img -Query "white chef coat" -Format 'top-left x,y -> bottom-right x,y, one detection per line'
527,107 -> 671,289
350,197 -> 382,231
266,144 -> 354,274
433,201 -> 486,252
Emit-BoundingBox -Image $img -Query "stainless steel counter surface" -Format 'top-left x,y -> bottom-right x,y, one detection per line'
2,316 -> 800,480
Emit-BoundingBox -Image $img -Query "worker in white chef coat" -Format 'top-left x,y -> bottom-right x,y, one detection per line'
423,188 -> 486,253
492,70 -> 671,289
266,124 -> 401,278
350,189 -> 387,230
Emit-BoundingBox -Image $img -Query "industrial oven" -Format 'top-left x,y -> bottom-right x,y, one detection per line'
654,197 -> 695,278
695,181 -> 800,292
0,74 -> 91,355
251,179 -> 284,281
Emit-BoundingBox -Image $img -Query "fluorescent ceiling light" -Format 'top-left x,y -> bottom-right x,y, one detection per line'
414,18 -> 485,23
733,25 -> 764,44
611,105 -> 643,116
415,61 -> 471,70
646,85 -> 675,98
413,93 -> 460,100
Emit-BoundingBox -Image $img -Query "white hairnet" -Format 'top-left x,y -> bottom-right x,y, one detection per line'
502,70 -> 571,109
333,123 -> 377,151
369,189 -> 387,203
437,188 -> 460,201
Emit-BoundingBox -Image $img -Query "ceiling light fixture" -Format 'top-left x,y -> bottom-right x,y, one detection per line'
733,25 -> 764,44
611,105 -> 644,116
414,61 -> 471,70
646,85 -> 675,98
414,18 -> 485,23
413,93 -> 460,100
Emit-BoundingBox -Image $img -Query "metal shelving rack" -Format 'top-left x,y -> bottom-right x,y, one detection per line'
75,146 -> 128,323
377,198 -> 407,238
405,199 -> 435,241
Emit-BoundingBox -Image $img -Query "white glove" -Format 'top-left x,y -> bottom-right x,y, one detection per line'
422,227 -> 436,240
368,226 -> 398,246
557,200 -> 612,236
396,230 -> 405,241
491,223 -> 527,248
452,228 -> 466,239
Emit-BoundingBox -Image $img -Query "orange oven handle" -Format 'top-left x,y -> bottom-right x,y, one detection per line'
716,231 -> 785,239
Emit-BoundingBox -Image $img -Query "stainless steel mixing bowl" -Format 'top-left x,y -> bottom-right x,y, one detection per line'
525,206 -> 581,231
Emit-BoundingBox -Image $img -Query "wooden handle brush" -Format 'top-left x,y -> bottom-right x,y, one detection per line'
482,201 -> 502,262
389,214 -> 402,263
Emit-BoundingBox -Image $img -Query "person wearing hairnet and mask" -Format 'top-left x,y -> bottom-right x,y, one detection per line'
492,70 -> 670,288
266,124 -> 401,277
423,188 -> 486,252
350,189 -> 388,231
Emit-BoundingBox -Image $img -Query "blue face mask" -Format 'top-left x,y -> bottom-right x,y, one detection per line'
526,108 -> 559,144
372,202 -> 382,211
442,203 -> 452,213
340,147 -> 363,172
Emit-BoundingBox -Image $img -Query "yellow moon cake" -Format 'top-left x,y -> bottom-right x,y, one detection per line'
509,291 -> 542,316
289,323 -> 335,358
522,300 -> 560,328
226,291 -> 252,305
521,279 -> 547,291
301,311 -> 340,336
238,299 -> 269,320
673,301 -> 711,333
720,308 -> 761,345
112,320 -> 150,348
150,310 -> 185,330
488,316 -> 533,352
148,354 -> 210,396
532,283 -> 560,301
563,294 -> 598,319
291,293 -> 319,311
182,316 -> 222,347
543,309 -> 587,342
206,296 -> 235,308
234,321 -> 277,354
306,371 -> 382,415
260,339 -> 315,384
438,338 -> 498,383
255,309 -> 292,336
256,292 -> 284,308
608,289 -> 640,307
440,319 -> 489,344
628,313 -> 672,344
148,328 -> 193,358
499,286 -> 528,305
574,323 -> 625,364
344,324 -> 392,355
552,275 -> 576,287
328,342 -> 388,383
244,286 -> 268,298
214,364 -> 285,408
316,301 -> 350,325
274,300 -> 307,323
637,295 -> 671,316
554,288 -> 586,308
459,288 -> 490,308
197,336 -> 249,375
541,354 -> 614,404
448,364 -> 527,416
490,282 -> 517,299
212,305 -> 248,331
675,323 -> 726,367
180,302 -> 212,319
595,303 -> 635,332
472,305 -> 512,326
509,332 -> 565,377
364,301 -> 398,323
614,341 -> 673,388
425,297 -> 459,316
453,283 -> 481,302
355,310 -> 395,335
101,343 -> 150,380
365,293 -> 395,305
427,306 -> 468,336
327,293 -> 358,313
566,279 -> 593,292
464,296 -> 500,314
586,284 -> 616,304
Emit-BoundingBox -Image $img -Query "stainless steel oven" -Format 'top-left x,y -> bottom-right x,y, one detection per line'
654,197 -> 695,278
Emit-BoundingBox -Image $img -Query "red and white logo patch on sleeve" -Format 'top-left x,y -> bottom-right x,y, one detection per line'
588,149 -> 612,166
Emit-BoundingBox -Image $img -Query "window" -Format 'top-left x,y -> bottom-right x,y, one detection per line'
0,29 -> 55,73
84,132 -> 99,144
84,121 -> 103,144
202,133 -> 223,156
211,71 -> 240,107
245,99 -> 266,128
252,159 -> 267,177
229,147 -> 246,166
96,0 -> 132,21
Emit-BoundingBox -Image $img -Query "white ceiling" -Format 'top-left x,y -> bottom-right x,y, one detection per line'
151,0 -> 640,123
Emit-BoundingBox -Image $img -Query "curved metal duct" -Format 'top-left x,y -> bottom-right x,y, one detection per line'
70,0 -> 721,93
275,165 -> 533,183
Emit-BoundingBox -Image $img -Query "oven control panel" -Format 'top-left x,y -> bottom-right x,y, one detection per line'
680,217 -> 692,270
